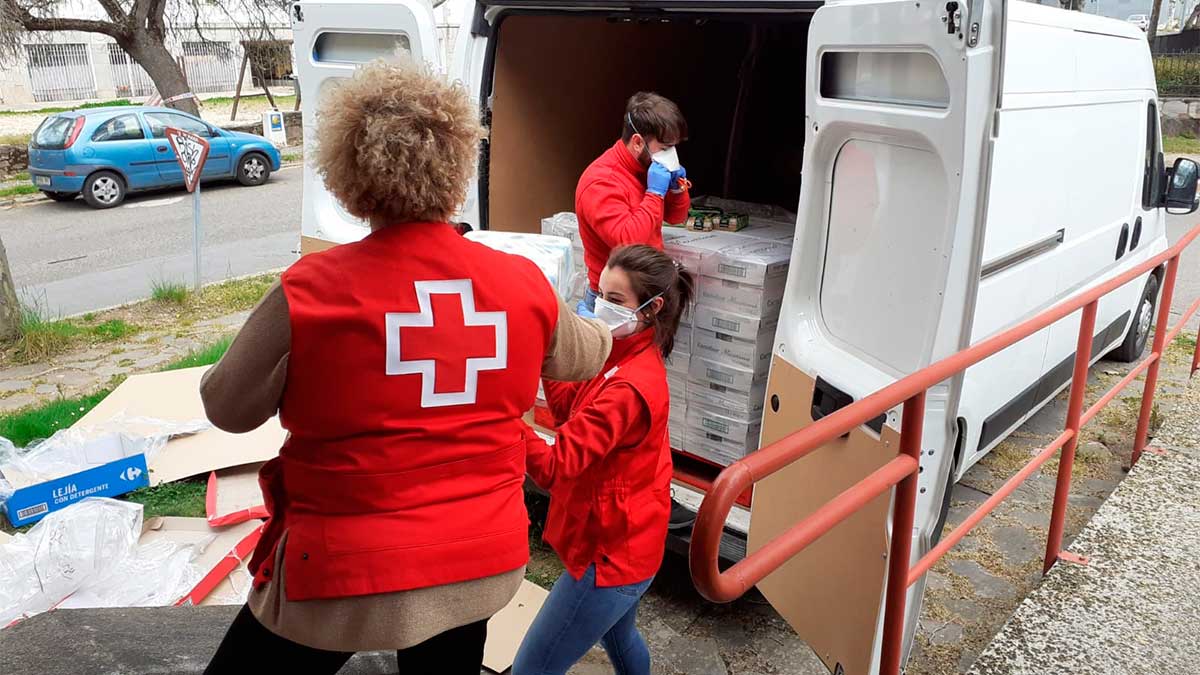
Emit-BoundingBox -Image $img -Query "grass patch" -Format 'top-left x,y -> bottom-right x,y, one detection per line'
13,308 -> 140,363
10,171 -> 29,182
0,99 -> 134,117
0,184 -> 37,199
0,389 -> 112,447
197,275 -> 276,314
151,279 -> 190,304
161,336 -> 233,371
281,150 -> 303,163
0,133 -> 31,146
124,479 -> 207,519
1163,135 -> 1200,155
203,93 -> 296,109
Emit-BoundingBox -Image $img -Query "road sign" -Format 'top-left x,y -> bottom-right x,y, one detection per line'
165,127 -> 210,193
165,127 -> 209,290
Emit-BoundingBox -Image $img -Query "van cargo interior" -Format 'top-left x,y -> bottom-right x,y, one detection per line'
484,13 -> 811,233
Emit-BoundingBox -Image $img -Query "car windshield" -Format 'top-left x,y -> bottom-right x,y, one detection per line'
32,116 -> 75,149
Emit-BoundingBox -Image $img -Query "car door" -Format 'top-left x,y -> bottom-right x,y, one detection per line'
144,111 -> 232,183
89,113 -> 158,190
291,0 -> 442,250
746,0 -> 1005,672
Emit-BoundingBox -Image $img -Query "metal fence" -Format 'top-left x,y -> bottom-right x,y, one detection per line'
1155,49 -> 1200,98
181,41 -> 240,94
107,44 -> 156,98
24,43 -> 97,102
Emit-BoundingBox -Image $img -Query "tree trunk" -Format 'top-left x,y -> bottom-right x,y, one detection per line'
1148,0 -> 1164,45
122,35 -> 200,116
0,236 -> 22,343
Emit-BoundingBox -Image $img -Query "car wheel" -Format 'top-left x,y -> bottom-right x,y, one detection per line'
82,171 -> 126,209
237,153 -> 270,186
42,191 -> 77,202
1110,273 -> 1159,363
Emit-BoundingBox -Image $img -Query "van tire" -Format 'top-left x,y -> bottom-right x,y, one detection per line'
83,171 -> 126,209
236,153 -> 270,186
1110,274 -> 1159,363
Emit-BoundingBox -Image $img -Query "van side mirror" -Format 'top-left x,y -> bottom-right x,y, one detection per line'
1165,157 -> 1199,214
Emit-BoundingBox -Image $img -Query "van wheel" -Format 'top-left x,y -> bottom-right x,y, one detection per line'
237,153 -> 270,186
83,171 -> 126,209
1111,274 -> 1159,363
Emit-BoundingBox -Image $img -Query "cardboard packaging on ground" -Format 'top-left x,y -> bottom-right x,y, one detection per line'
75,367 -> 285,485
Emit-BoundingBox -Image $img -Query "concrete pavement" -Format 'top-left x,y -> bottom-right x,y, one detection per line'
0,166 -> 302,316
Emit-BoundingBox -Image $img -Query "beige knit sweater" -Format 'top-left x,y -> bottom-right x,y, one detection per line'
200,281 -> 610,651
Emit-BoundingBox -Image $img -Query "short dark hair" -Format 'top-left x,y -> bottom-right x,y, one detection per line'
606,244 -> 695,358
621,92 -> 688,145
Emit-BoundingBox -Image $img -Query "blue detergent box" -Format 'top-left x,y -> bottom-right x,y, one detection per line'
3,453 -> 150,527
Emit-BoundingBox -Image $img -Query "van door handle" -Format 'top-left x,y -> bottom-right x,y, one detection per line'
1116,223 -> 1130,260
812,376 -> 886,436
1131,217 -> 1143,250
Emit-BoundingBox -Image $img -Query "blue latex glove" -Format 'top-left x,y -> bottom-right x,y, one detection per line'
575,297 -> 597,319
670,166 -> 688,192
647,161 -> 672,197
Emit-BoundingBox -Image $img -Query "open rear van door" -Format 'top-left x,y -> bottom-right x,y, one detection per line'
745,0 -> 1005,671
291,0 -> 442,253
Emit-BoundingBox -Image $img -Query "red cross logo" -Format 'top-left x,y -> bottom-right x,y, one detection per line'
385,279 -> 508,408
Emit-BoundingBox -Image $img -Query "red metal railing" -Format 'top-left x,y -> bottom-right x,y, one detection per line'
690,224 -> 1200,674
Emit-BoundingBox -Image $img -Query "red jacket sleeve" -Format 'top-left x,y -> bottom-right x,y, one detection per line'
541,379 -> 582,426
578,178 -> 666,248
664,188 -> 690,226
526,382 -> 649,493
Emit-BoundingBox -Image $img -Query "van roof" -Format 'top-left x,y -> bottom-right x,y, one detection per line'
478,0 -> 821,10
1009,1 -> 1145,40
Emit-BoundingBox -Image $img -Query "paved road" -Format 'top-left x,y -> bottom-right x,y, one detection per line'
0,166 -> 302,317
1167,213 -> 1200,331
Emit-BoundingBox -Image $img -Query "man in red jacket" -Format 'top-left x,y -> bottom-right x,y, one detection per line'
575,92 -> 691,316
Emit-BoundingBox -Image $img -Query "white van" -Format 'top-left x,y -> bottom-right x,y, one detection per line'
291,0 -> 1199,670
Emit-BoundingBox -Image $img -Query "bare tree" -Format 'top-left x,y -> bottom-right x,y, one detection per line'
1149,0 -> 1164,44
0,1 -> 289,116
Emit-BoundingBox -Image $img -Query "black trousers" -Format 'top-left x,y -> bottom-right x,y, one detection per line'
204,605 -> 489,674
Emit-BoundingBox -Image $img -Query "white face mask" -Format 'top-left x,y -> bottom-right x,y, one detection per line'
594,294 -> 661,338
651,146 -> 680,172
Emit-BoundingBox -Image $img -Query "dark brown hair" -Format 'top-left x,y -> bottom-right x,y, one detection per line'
621,92 -> 688,145
607,244 -> 695,358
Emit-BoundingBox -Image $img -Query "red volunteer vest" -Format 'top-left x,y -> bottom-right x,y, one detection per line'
539,331 -> 673,586
249,222 -> 559,600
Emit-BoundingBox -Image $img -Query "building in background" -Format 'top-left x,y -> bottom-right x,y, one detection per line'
0,1 -> 292,108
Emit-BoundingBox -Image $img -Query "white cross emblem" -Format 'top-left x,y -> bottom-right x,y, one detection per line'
385,279 -> 508,408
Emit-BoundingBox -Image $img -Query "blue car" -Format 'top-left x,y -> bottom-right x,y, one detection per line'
27,106 -> 282,208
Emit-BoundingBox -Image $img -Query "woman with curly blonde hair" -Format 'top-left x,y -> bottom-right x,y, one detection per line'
201,60 -> 611,674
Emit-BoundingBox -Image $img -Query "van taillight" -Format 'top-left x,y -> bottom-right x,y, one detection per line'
64,117 -> 86,148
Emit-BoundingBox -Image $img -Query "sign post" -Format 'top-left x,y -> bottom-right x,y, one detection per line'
165,127 -> 210,291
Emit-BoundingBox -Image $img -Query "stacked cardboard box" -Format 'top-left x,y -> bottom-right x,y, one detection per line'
662,219 -> 793,467
538,203 -> 795,468
540,212 -> 588,307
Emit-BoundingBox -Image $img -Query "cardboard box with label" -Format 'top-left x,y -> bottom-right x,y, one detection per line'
693,304 -> 779,343
700,240 -> 791,288
688,355 -> 768,393
688,378 -> 768,417
692,327 -> 775,377
697,274 -> 787,318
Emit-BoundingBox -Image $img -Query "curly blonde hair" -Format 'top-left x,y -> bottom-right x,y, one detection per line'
313,60 -> 485,224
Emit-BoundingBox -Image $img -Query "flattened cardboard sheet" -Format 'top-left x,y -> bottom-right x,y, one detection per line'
747,356 -> 900,675
75,367 -> 285,485
484,579 -> 548,673
206,463 -> 268,527
138,516 -> 263,606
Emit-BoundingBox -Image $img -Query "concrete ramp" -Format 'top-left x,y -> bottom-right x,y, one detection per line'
969,444 -> 1200,674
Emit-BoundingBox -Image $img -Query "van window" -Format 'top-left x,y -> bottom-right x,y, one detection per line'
91,114 -> 145,142
819,51 -> 949,109
313,32 -> 411,64
1142,101 -> 1162,209
31,116 -> 75,149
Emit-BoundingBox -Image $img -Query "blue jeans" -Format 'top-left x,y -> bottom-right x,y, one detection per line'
512,565 -> 654,675
575,287 -> 599,318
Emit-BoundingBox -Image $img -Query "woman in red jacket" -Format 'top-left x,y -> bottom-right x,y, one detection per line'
515,244 -> 695,675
